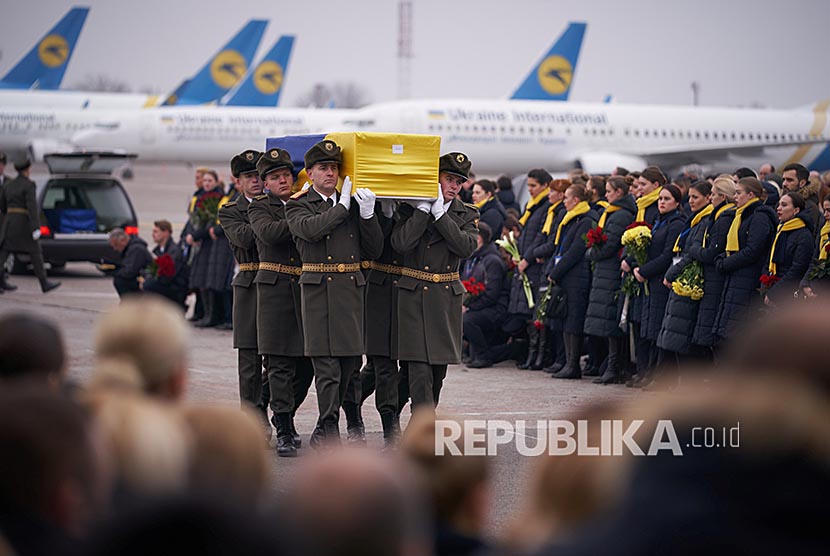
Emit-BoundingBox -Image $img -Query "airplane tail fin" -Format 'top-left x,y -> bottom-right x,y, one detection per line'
510,22 -> 586,102
222,35 -> 295,107
171,19 -> 268,105
0,6 -> 90,90
160,79 -> 191,106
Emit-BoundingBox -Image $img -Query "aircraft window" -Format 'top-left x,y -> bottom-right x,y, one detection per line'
600,129 -> 606,136
653,130 -> 659,137
773,134 -> 778,141
624,129 -> 630,137
509,127 -> 515,133
464,125 -> 470,132
670,130 -> 675,138
662,130 -> 667,138
788,134 -> 794,141
704,131 -> 709,139
592,128 -> 598,135
748,133 -> 754,140
731,132 -> 736,140
609,128 -> 614,136
566,128 -> 571,135
644,130 -> 650,137
740,133 -> 745,140
547,127 -> 553,134
518,126 -> 524,133
491,125 -> 496,132
694,131 -> 700,139
584,128 -> 589,135
634,130 -> 640,137
472,125 -> 479,132
500,126 -> 505,133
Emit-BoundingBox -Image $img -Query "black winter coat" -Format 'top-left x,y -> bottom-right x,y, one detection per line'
465,242 -> 508,318
508,197 -> 550,315
714,202 -> 777,340
115,236 -> 153,293
687,202 -> 735,347
657,208 -> 709,354
205,222 -> 235,291
764,213 -> 814,304
636,209 -> 684,342
478,197 -> 506,242
625,199 -> 661,323
546,208 -> 599,334
497,189 -> 520,214
584,195 -> 637,338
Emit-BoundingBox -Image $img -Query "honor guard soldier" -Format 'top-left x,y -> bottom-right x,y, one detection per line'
391,152 -> 478,410
285,139 -> 383,444
218,150 -> 265,418
0,158 -> 61,294
248,148 -> 315,457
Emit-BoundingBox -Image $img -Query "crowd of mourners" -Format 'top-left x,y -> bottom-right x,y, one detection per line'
457,162 -> 830,390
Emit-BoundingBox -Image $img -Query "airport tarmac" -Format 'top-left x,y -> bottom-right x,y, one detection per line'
1,162 -> 648,536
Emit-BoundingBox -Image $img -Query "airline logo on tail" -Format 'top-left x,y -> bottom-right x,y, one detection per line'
537,55 -> 573,95
511,22 -> 586,102
38,34 -> 70,67
210,50 -> 247,89
253,61 -> 284,95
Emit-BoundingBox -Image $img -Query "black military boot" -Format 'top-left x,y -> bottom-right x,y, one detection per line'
274,413 -> 297,457
342,402 -> 366,444
289,411 -> 302,448
380,411 -> 402,451
309,419 -> 326,449
543,331 -> 565,374
194,291 -> 217,327
553,333 -> 582,379
517,323 -> 539,370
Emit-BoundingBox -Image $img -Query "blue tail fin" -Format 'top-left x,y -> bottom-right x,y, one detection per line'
510,22 -> 586,101
0,6 -> 90,90
172,19 -> 268,105
222,35 -> 294,107
160,79 -> 191,106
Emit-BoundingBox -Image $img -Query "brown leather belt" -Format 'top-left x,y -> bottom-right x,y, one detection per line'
259,262 -> 302,276
238,262 -> 258,272
399,267 -> 460,283
302,262 -> 362,273
6,207 -> 28,215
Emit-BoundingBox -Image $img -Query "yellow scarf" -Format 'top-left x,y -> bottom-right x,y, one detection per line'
597,203 -> 621,229
541,200 -> 562,235
555,201 -> 591,245
636,187 -> 662,221
519,187 -> 550,226
702,202 -> 735,248
673,205 -> 713,253
474,196 -> 493,209
819,221 -> 830,261
596,200 -> 610,210
768,218 -> 807,275
725,198 -> 760,254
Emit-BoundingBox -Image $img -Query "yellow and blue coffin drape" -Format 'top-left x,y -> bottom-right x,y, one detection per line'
265,132 -> 441,199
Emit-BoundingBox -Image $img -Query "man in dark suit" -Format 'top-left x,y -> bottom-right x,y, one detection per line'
142,219 -> 188,306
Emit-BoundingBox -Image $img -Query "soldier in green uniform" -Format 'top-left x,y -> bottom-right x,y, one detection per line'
248,148 -> 314,457
285,139 -> 383,443
0,158 -> 61,294
217,150 -> 264,417
391,152 -> 479,411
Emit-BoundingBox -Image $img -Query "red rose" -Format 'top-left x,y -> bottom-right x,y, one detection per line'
156,254 -> 176,278
533,320 -> 544,330
626,221 -> 652,230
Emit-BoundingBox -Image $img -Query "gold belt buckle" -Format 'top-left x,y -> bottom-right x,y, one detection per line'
432,273 -> 441,283
337,263 -> 346,272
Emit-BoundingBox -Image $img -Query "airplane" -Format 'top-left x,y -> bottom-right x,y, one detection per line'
510,22 -> 586,102
0,6 -> 90,90
59,97 -> 830,176
165,19 -> 268,106
222,35 -> 295,107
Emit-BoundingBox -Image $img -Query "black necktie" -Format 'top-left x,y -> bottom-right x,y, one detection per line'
326,198 -> 334,208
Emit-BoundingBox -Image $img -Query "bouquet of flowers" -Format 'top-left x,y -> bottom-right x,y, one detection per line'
190,191 -> 224,228
758,273 -> 780,294
806,244 -> 830,280
672,261 -> 704,300
146,253 -> 176,279
462,276 -> 486,306
496,231 -> 534,308
620,221 -> 653,296
583,227 -> 608,249
532,286 -> 552,330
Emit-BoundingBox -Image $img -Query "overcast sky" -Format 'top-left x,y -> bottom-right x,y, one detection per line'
1,0 -> 828,109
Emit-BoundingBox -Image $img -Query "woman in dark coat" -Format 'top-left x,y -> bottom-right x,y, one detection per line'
546,184 -> 598,379
511,169 -> 552,369
713,177 -> 777,344
187,171 -> 223,327
801,197 -> 830,299
471,180 -> 506,243
763,192 -> 815,307
630,184 -> 684,386
688,176 -> 736,354
586,177 -> 637,384
656,181 -> 713,371
525,179 -> 568,372
206,184 -> 239,329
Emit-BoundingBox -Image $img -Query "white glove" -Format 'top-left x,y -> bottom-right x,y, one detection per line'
338,176 -> 352,211
302,181 -> 311,191
380,199 -> 396,218
32,229 -> 42,240
355,188 -> 377,219
430,184 -> 446,219
407,199 -> 431,213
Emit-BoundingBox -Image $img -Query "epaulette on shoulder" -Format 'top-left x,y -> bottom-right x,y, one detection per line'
222,200 -> 238,208
253,194 -> 268,201
290,188 -> 309,200
464,202 -> 479,212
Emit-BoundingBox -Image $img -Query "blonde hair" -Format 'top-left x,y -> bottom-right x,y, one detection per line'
93,297 -> 188,398
712,175 -> 737,199
181,404 -> 270,507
